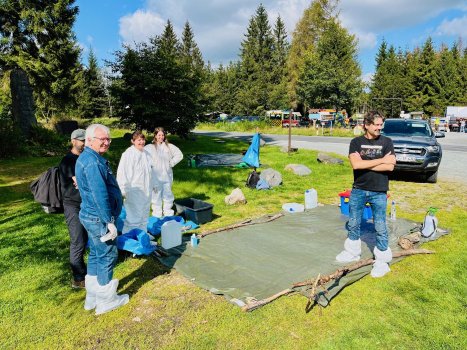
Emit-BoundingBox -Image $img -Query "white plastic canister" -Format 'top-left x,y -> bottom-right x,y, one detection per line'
304,188 -> 318,209
161,220 -> 182,249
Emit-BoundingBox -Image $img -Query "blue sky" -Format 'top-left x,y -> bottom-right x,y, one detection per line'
74,0 -> 467,81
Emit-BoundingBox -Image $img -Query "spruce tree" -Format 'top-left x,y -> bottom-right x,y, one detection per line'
297,19 -> 362,114
287,0 -> 338,109
0,0 -> 81,134
78,48 -> 107,119
269,16 -> 290,109
237,4 -> 274,114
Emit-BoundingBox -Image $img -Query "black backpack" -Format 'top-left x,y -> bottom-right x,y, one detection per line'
30,166 -> 63,214
246,169 -> 260,189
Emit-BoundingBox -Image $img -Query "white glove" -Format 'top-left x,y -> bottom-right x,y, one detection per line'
100,222 -> 118,242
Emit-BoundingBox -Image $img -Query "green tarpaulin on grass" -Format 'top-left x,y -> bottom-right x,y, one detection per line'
158,205 -> 446,309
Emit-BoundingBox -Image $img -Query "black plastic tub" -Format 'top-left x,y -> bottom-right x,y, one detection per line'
174,198 -> 214,224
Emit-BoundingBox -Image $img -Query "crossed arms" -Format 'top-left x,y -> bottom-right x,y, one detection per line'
349,151 -> 396,172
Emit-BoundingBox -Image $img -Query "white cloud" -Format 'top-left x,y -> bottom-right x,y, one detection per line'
354,31 -> 377,50
118,0 -> 466,66
435,15 -> 467,39
339,0 -> 466,50
361,72 -> 373,84
119,9 -> 166,45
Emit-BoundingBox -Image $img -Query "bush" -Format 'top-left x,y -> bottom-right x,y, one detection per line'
0,119 -> 26,158
25,125 -> 69,157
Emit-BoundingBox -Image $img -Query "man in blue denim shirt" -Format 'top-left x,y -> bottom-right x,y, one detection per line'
75,124 -> 129,315
336,111 -> 396,278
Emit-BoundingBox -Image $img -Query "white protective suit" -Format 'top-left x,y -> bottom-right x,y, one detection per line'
145,142 -> 183,217
116,146 -> 153,233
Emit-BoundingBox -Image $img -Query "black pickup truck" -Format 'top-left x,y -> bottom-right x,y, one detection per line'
381,118 -> 445,183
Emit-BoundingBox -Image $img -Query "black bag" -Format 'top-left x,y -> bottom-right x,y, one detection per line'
30,166 -> 63,214
246,170 -> 260,189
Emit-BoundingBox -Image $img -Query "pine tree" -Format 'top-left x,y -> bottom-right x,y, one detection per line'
159,20 -> 180,57
181,21 -> 204,74
268,16 -> 290,109
297,19 -> 362,114
370,45 -> 408,117
375,39 -> 388,70
77,48 -> 107,119
432,45 -> 458,115
0,0 -> 81,134
287,0 -> 338,109
237,4 -> 274,114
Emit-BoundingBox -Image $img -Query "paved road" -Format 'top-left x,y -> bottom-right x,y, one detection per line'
195,130 -> 467,185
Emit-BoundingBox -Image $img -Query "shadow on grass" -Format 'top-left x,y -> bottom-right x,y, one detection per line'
118,253 -> 171,296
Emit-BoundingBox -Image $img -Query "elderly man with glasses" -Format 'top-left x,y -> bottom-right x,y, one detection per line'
75,124 -> 129,315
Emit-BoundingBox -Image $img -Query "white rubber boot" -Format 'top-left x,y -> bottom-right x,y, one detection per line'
336,238 -> 361,263
84,275 -> 98,311
371,247 -> 392,278
95,279 -> 129,315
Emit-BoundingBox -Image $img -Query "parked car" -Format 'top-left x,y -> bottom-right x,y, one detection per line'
446,115 -> 459,132
246,116 -> 260,122
228,116 -> 244,123
381,118 -> 444,183
298,118 -> 311,127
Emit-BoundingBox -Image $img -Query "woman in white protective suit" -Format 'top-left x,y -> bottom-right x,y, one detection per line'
117,131 -> 153,234
145,127 -> 183,218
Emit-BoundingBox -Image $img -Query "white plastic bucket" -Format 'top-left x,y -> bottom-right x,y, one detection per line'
161,220 -> 182,249
304,188 -> 318,209
282,203 -> 305,213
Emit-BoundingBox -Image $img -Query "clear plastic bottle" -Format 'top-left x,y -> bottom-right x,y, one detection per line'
190,233 -> 198,247
390,201 -> 396,221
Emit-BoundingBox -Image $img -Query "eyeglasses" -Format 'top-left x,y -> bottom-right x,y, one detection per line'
93,137 -> 112,144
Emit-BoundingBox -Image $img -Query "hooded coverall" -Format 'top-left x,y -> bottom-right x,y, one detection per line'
117,145 -> 153,233
145,142 -> 183,217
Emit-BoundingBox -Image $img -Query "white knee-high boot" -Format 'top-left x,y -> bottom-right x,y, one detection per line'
336,238 -> 362,263
371,247 -> 392,278
84,275 -> 98,311
95,279 -> 129,315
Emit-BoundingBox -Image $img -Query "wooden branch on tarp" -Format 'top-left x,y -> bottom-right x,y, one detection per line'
199,213 -> 284,238
241,288 -> 294,312
241,248 -> 434,312
293,248 -> 434,288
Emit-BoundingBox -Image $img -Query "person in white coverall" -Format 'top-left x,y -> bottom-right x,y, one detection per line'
117,131 -> 153,234
145,127 -> 183,217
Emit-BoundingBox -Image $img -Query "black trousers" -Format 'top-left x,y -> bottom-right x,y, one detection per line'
64,205 -> 88,281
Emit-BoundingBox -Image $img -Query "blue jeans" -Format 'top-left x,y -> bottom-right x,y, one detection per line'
348,188 -> 388,251
79,213 -> 118,286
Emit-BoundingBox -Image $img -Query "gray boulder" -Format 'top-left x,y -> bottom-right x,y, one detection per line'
285,164 -> 312,176
260,168 -> 282,187
317,152 -> 344,164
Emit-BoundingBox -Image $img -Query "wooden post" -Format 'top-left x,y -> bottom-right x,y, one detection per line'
288,110 -> 292,154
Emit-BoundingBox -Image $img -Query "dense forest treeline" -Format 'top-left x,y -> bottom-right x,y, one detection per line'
1,0 -> 466,144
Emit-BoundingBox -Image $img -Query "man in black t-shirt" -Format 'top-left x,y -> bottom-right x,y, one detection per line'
59,129 -> 87,288
336,111 -> 396,278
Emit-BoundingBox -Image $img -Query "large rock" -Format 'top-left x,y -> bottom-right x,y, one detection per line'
260,168 -> 282,187
225,188 -> 247,205
317,153 -> 344,165
285,164 -> 312,176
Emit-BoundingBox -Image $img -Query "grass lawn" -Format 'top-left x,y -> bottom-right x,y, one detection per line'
196,121 -> 356,137
0,129 -> 466,350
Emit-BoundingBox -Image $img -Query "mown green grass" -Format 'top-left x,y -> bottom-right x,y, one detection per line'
0,131 -> 466,350
196,121 -> 356,137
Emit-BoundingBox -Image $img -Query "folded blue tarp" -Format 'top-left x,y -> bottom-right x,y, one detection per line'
116,228 -> 156,256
